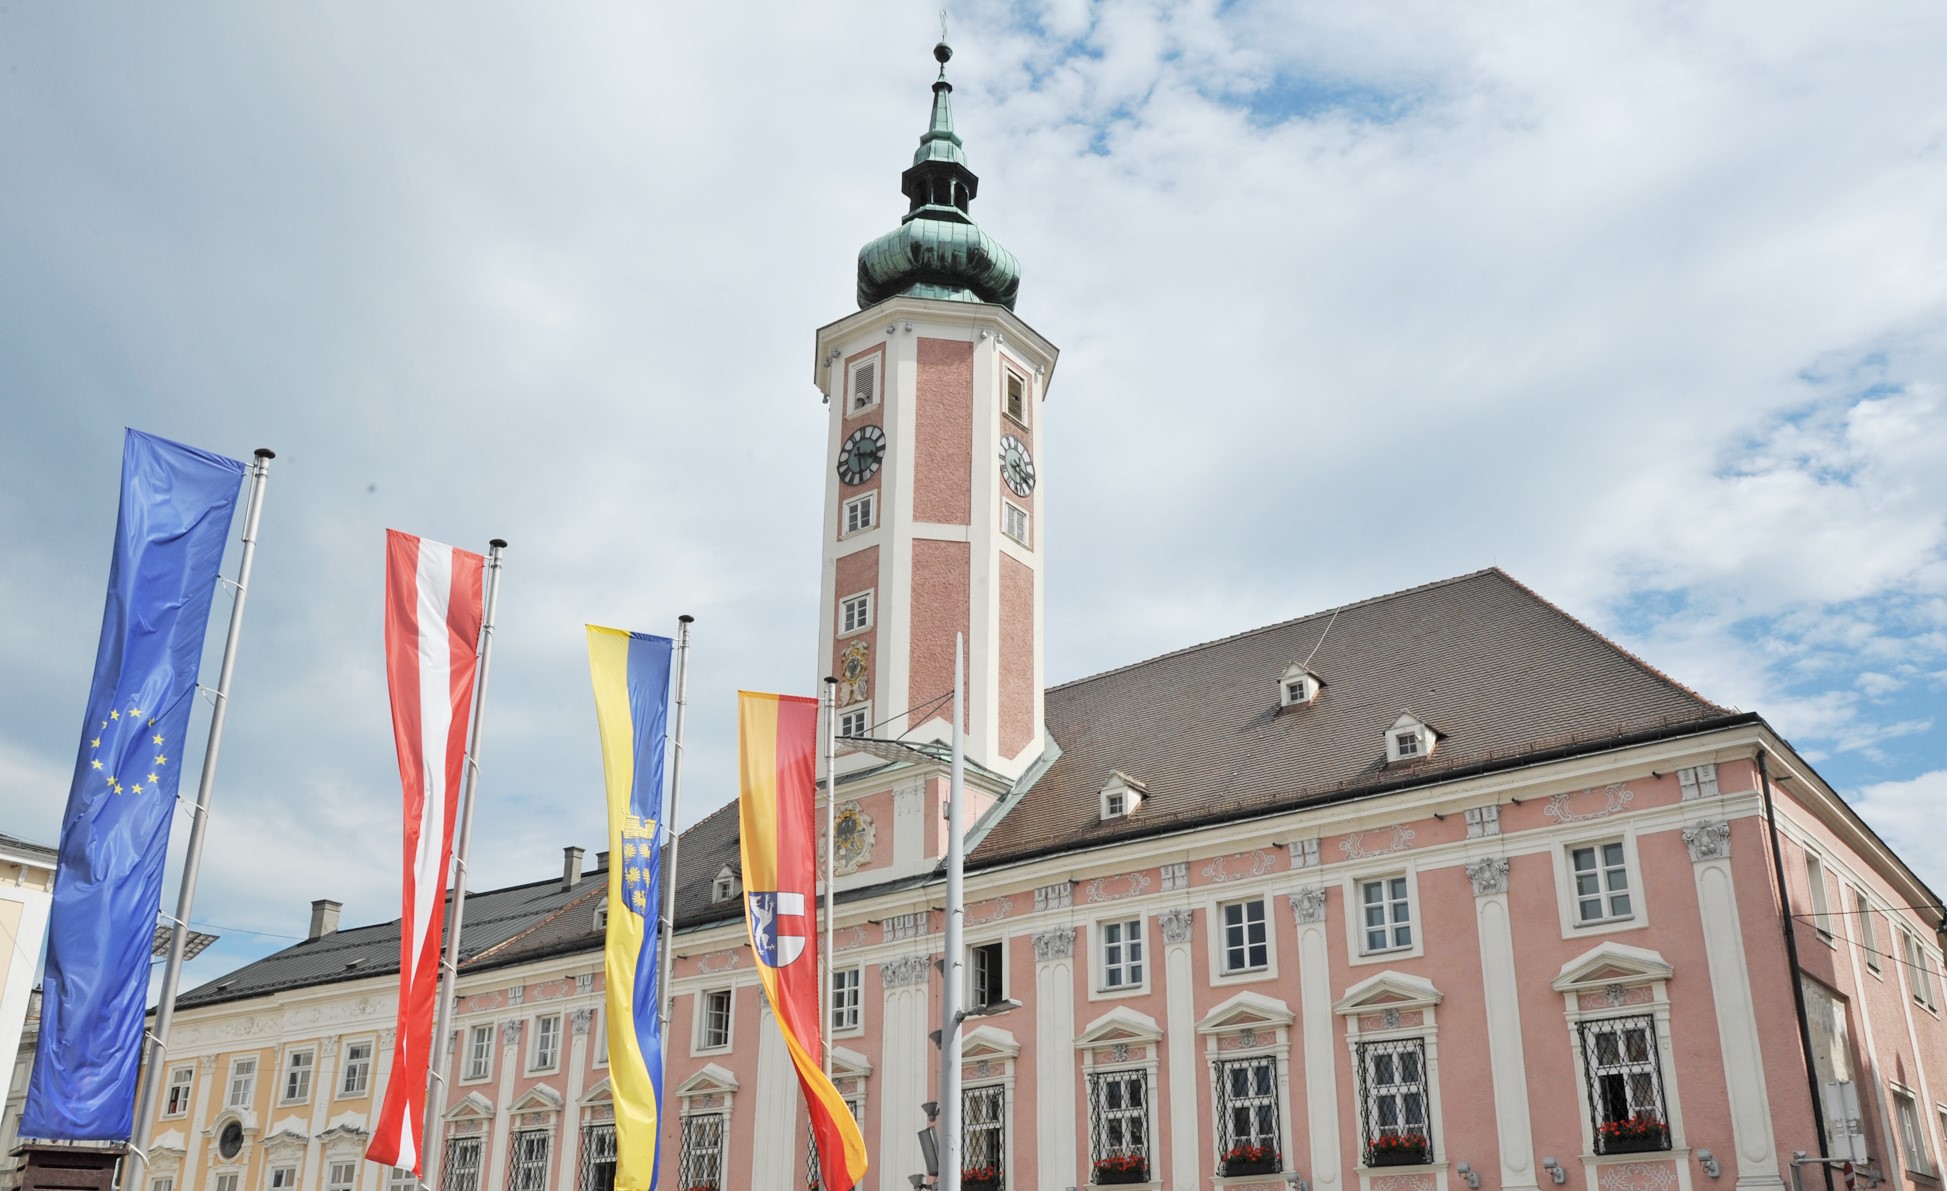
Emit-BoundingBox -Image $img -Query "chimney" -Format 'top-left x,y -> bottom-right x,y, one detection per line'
562,847 -> 585,892
309,899 -> 342,941
596,850 -> 610,873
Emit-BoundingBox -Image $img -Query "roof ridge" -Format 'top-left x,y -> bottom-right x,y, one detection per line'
1046,568 -> 1502,693
1487,568 -> 1730,713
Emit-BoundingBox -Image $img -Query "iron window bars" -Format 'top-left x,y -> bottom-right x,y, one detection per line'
1087,1069 -> 1151,1183
1357,1038 -> 1431,1165
679,1112 -> 726,1190
440,1134 -> 484,1191
507,1128 -> 551,1191
578,1123 -> 617,1191
963,1083 -> 1006,1188
1579,1014 -> 1670,1154
1214,1056 -> 1281,1173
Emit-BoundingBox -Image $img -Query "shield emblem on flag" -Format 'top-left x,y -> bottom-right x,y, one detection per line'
747,891 -> 809,968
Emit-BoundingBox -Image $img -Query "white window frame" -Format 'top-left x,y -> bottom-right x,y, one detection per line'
462,1023 -> 494,1083
268,1166 -> 298,1190
1896,1087 -> 1934,1175
214,1174 -> 240,1191
227,1056 -> 257,1109
324,1162 -> 356,1191
711,865 -> 740,903
339,1038 -> 373,1098
1212,1052 -> 1283,1164
1385,715 -> 1433,764
842,493 -> 877,539
697,988 -> 734,1052
1567,839 -> 1636,927
1359,1037 -> 1432,1159
507,1128 -> 551,1191
444,1133 -> 485,1190
1002,367 -> 1029,427
1087,1067 -> 1154,1176
831,966 -> 862,1035
387,1169 -> 418,1191
838,590 -> 874,636
838,704 -> 870,739
1002,501 -> 1030,547
679,1111 -> 728,1189
151,1179 -> 174,1191
280,1047 -> 315,1105
1341,864 -> 1427,966
1857,889 -> 1883,974
846,355 -> 880,415
1550,829 -> 1648,939
969,940 -> 1007,1010
1906,930 -> 1939,1012
530,1012 -> 562,1074
1094,917 -> 1147,997
1211,897 -> 1273,980
163,1065 -> 193,1118
1805,851 -> 1834,942
1356,875 -> 1415,957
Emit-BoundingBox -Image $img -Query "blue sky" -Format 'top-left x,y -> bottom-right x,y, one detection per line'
1,1 -> 1943,988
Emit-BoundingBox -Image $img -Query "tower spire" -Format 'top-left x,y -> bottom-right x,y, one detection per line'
855,38 -> 1021,310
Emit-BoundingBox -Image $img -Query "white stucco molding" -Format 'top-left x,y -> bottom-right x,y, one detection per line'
962,1025 -> 1021,1061
673,1062 -> 740,1097
830,1044 -> 874,1077
1333,970 -> 1442,1016
1074,1004 -> 1164,1048
578,1077 -> 612,1107
444,1091 -> 495,1122
1550,940 -> 1674,994
1196,989 -> 1295,1035
509,1083 -> 564,1114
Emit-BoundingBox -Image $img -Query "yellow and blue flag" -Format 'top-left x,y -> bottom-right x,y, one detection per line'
23,430 -> 245,1141
588,627 -> 675,1191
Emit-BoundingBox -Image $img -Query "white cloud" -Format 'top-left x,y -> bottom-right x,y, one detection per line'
1852,770 -> 1947,895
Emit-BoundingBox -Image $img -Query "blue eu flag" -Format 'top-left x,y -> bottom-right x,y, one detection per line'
20,430 -> 245,1142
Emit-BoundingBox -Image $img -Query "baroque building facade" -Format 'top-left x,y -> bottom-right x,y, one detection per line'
93,39 -> 1947,1191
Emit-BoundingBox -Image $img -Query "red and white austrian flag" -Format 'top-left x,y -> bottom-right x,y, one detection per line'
367,531 -> 484,1174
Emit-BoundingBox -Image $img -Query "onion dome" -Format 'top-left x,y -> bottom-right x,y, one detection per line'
856,41 -> 1022,310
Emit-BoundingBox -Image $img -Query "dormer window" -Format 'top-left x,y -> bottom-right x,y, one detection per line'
711,865 -> 741,904
1386,713 -> 1436,764
1278,663 -> 1321,708
1100,771 -> 1147,821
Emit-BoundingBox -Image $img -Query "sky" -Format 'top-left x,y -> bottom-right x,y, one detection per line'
1,1 -> 1943,993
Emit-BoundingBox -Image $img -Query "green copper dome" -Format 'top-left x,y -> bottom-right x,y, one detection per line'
856,42 -> 1021,311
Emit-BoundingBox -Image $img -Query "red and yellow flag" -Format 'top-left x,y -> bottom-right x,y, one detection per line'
738,692 -> 869,1191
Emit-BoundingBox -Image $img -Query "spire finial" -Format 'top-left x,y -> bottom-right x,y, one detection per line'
935,10 -> 952,78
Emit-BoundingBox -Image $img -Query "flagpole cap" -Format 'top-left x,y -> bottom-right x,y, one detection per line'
253,448 -> 276,460
824,676 -> 838,685
489,538 -> 508,549
678,613 -> 695,624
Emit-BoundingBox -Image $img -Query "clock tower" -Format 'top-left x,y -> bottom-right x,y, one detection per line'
812,39 -> 1058,784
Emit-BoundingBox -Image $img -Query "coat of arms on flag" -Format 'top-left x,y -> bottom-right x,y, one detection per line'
747,891 -> 809,968
620,814 -> 657,917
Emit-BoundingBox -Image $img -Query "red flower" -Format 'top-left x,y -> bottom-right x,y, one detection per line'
1224,1143 -> 1278,1163
1093,1153 -> 1149,1175
962,1164 -> 1001,1183
1599,1113 -> 1666,1142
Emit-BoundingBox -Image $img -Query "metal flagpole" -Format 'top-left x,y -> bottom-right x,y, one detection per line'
418,538 -> 507,1191
822,675 -> 838,1077
125,448 -> 274,1191
939,634 -> 965,1191
657,615 -> 695,1034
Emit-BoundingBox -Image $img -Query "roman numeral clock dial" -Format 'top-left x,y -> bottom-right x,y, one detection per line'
837,425 -> 886,485
1000,434 -> 1035,497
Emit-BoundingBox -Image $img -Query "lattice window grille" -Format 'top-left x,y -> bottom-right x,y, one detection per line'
680,1112 -> 726,1190
1578,1014 -> 1670,1154
506,1128 -> 551,1191
1357,1037 -> 1430,1162
578,1122 -> 617,1191
1087,1069 -> 1151,1180
963,1083 -> 1006,1188
1214,1056 -> 1281,1162
440,1135 -> 483,1191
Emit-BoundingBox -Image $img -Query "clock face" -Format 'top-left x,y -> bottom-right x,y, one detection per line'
837,425 -> 886,486
999,434 -> 1035,497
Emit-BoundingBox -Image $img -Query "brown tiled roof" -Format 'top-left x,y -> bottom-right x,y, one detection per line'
972,568 -> 1736,864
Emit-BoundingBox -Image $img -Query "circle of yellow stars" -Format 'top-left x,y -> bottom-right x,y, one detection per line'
88,702 -> 167,797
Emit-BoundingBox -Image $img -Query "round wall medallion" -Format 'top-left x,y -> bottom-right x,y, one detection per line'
218,1119 -> 244,1160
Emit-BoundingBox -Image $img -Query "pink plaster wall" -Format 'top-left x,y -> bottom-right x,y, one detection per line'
909,540 -> 970,734
998,554 -> 1036,760
914,338 -> 972,526
833,545 -> 880,741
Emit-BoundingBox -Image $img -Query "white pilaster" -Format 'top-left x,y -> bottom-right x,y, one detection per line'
751,996 -> 798,1191
1685,820 -> 1786,1191
1467,858 -> 1539,1191
1034,929 -> 1079,1190
880,955 -> 934,1190
556,1008 -> 593,1191
485,1018 -> 521,1191
1159,910 -> 1200,1191
1290,888 -> 1343,1191
301,1037 -> 340,1191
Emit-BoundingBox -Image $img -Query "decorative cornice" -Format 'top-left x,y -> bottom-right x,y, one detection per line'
1158,907 -> 1195,944
1032,928 -> 1075,962
1287,888 -> 1328,925
1465,856 -> 1510,897
1684,819 -> 1731,863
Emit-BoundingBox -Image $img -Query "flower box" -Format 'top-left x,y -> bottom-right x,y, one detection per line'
1598,1115 -> 1669,1155
1224,1155 -> 1283,1176
964,1182 -> 1002,1191
1368,1148 -> 1431,1167
1093,1157 -> 1151,1185
1601,1132 -> 1670,1155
